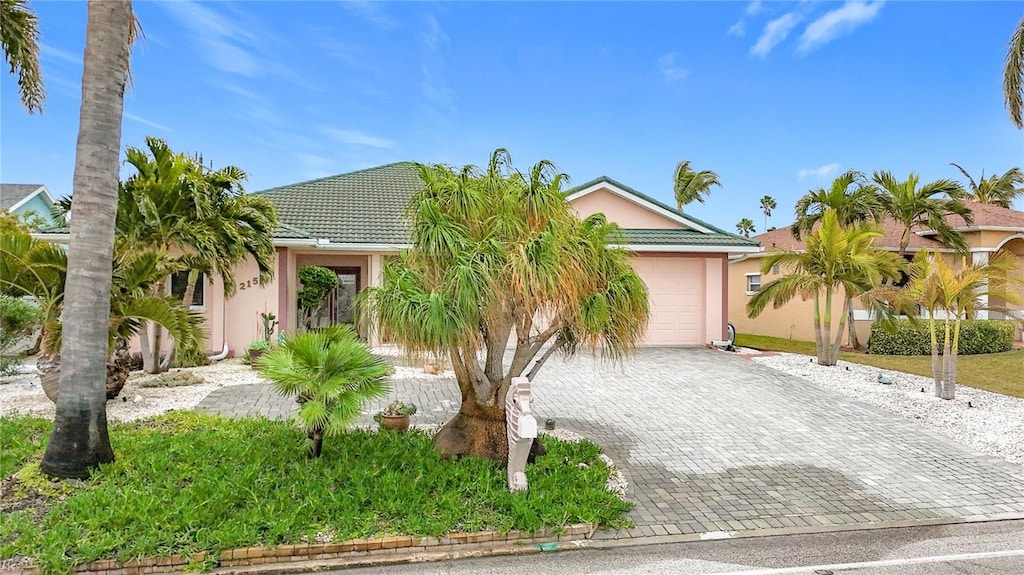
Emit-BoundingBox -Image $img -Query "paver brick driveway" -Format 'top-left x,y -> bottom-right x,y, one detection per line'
197,347 -> 1024,538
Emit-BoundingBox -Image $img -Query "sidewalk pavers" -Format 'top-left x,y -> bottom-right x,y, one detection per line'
194,347 -> 1024,538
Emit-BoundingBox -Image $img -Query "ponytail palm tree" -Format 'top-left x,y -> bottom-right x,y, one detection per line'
360,149 -> 649,461
1,0 -> 45,113
672,160 -> 722,209
949,163 -> 1024,209
873,171 -> 971,256
747,209 -> 904,366
257,325 -> 389,458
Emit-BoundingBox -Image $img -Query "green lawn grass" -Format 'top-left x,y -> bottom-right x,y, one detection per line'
0,412 -> 630,574
735,334 -> 1024,399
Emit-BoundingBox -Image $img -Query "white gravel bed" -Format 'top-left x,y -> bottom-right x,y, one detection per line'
0,353 -> 455,422
0,359 -> 265,422
750,352 -> 1024,465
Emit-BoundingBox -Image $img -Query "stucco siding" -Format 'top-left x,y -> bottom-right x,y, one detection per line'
570,188 -> 686,230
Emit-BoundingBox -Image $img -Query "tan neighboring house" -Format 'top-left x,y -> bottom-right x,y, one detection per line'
728,201 -> 1024,344
39,163 -> 759,355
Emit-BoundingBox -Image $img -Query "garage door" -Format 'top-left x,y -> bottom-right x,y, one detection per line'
632,256 -> 705,345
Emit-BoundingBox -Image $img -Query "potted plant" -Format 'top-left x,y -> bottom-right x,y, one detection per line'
247,339 -> 270,365
374,400 -> 417,432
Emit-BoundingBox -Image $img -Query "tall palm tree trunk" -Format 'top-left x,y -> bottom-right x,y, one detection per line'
939,319 -> 953,400
40,0 -> 132,479
812,296 -> 824,363
820,290 -> 836,366
845,296 -> 860,350
929,319 -> 941,396
160,269 -> 201,370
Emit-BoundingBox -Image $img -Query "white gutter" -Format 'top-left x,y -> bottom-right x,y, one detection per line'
618,244 -> 761,254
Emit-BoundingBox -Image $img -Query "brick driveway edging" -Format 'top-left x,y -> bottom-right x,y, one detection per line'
9,525 -> 594,575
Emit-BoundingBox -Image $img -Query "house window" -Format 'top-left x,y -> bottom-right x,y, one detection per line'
746,273 -> 761,294
170,271 -> 205,308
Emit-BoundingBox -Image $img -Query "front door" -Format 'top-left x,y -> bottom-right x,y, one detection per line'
310,267 -> 360,329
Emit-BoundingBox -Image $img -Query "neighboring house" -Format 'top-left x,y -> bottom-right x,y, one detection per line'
37,162 -> 757,355
1,184 -> 58,227
729,201 -> 1024,344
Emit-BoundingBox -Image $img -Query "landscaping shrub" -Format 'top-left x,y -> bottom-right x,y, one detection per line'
0,296 -> 42,376
0,412 -> 631,574
869,319 -> 1016,356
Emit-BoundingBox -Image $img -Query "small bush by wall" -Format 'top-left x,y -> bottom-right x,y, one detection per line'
869,319 -> 1016,356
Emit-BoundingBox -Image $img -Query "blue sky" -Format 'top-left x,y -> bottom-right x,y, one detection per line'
2,1 -> 1022,233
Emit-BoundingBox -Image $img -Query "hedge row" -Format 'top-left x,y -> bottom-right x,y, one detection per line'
868,319 -> 1016,356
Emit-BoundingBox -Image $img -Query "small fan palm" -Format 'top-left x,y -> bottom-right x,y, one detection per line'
257,325 -> 390,458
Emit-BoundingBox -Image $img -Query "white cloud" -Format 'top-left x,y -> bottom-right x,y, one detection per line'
797,163 -> 842,181
727,20 -> 746,38
39,43 -> 81,65
342,1 -> 399,29
657,52 -> 689,82
322,128 -> 395,150
798,1 -> 884,54
162,0 -> 266,77
746,0 -> 764,16
124,113 -> 170,132
420,14 -> 456,116
750,13 -> 801,58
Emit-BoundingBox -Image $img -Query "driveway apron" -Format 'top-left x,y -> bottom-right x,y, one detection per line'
196,347 -> 1024,538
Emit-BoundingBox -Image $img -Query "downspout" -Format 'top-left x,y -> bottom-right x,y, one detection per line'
207,279 -> 230,362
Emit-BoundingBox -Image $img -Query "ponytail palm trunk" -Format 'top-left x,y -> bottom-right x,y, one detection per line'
361,150 -> 649,462
40,0 -> 134,479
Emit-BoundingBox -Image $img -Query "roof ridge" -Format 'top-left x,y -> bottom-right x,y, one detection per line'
254,161 -> 419,194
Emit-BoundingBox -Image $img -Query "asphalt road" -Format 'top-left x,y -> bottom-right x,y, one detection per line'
327,520 -> 1024,575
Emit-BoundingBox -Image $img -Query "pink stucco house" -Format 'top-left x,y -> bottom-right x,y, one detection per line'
47,162 -> 759,354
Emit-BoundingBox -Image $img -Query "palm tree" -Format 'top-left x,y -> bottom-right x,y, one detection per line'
887,250 -> 1022,400
0,0 -> 44,113
747,209 -> 904,366
360,149 -> 649,461
39,0 -> 135,480
759,195 -> 777,233
1005,17 -> 1024,128
257,325 -> 390,457
949,163 -> 1024,209
736,218 -> 755,238
114,137 -> 277,372
1,219 -> 204,400
873,171 -> 972,257
672,160 -> 722,209
793,170 -> 884,349
792,170 -> 882,239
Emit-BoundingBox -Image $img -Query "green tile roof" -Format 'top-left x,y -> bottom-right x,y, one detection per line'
620,229 -> 759,247
256,162 -> 422,245
567,176 -> 757,246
